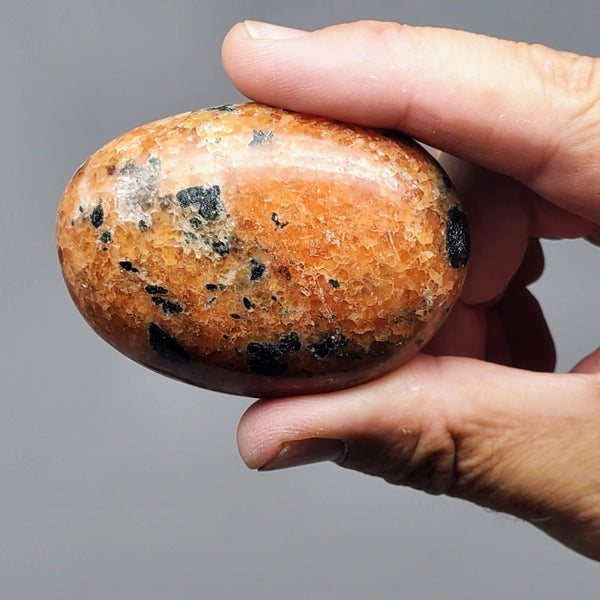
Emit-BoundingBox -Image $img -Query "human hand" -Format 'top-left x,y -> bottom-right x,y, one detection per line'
222,20 -> 600,560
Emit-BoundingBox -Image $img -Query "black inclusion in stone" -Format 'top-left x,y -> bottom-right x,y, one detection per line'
148,322 -> 189,365
176,185 -> 222,220
145,284 -> 168,295
271,212 -> 289,229
205,283 -> 218,292
196,185 -> 221,219
243,297 -> 255,311
249,258 -> 266,281
212,239 -> 230,256
246,342 -> 287,376
308,338 -> 335,359
278,266 -> 292,281
119,260 -> 139,273
99,231 -> 112,244
445,206 -> 470,268
308,331 -> 348,359
278,332 -> 301,353
162,301 -> 183,315
328,278 -> 340,289
205,104 -> 238,113
90,203 -> 104,228
249,129 -> 274,147
188,216 -> 203,229
152,297 -> 183,315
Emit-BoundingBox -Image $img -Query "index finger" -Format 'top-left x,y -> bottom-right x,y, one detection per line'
222,20 -> 600,222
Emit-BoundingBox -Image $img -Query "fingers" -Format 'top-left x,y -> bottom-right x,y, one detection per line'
222,20 -> 600,222
495,285 -> 556,371
225,19 -> 600,560
483,305 -> 512,367
511,238 -> 545,287
483,240 -> 556,371
238,355 -> 600,559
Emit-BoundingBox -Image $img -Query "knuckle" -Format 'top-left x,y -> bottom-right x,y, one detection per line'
327,21 -> 420,124
538,46 -> 600,126
510,42 -> 600,187
354,19 -> 412,40
339,355 -> 462,495
354,20 -> 422,72
382,356 -> 461,495
358,430 -> 459,497
531,45 -> 600,96
405,429 -> 459,496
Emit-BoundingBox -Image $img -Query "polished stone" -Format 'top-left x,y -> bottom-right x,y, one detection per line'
56,103 -> 468,397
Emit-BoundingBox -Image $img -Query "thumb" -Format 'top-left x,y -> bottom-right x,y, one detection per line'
222,20 -> 600,223
237,354 -> 600,560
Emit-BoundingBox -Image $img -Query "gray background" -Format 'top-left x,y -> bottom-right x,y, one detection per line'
2,0 -> 599,598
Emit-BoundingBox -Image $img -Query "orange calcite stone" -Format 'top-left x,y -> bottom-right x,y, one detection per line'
56,103 -> 469,397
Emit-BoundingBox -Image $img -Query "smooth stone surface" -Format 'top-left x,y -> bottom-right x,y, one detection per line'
56,103 -> 469,397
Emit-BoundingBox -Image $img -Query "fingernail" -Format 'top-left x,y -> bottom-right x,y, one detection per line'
244,20 -> 312,40
259,438 -> 348,471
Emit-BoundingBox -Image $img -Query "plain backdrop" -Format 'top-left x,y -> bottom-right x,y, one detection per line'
2,1 -> 599,598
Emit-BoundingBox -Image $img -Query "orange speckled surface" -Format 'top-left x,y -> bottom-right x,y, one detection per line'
56,103 -> 469,397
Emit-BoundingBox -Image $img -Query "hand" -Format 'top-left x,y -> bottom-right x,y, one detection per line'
222,20 -> 600,560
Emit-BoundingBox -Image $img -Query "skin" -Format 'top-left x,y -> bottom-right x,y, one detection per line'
221,20 -> 600,561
